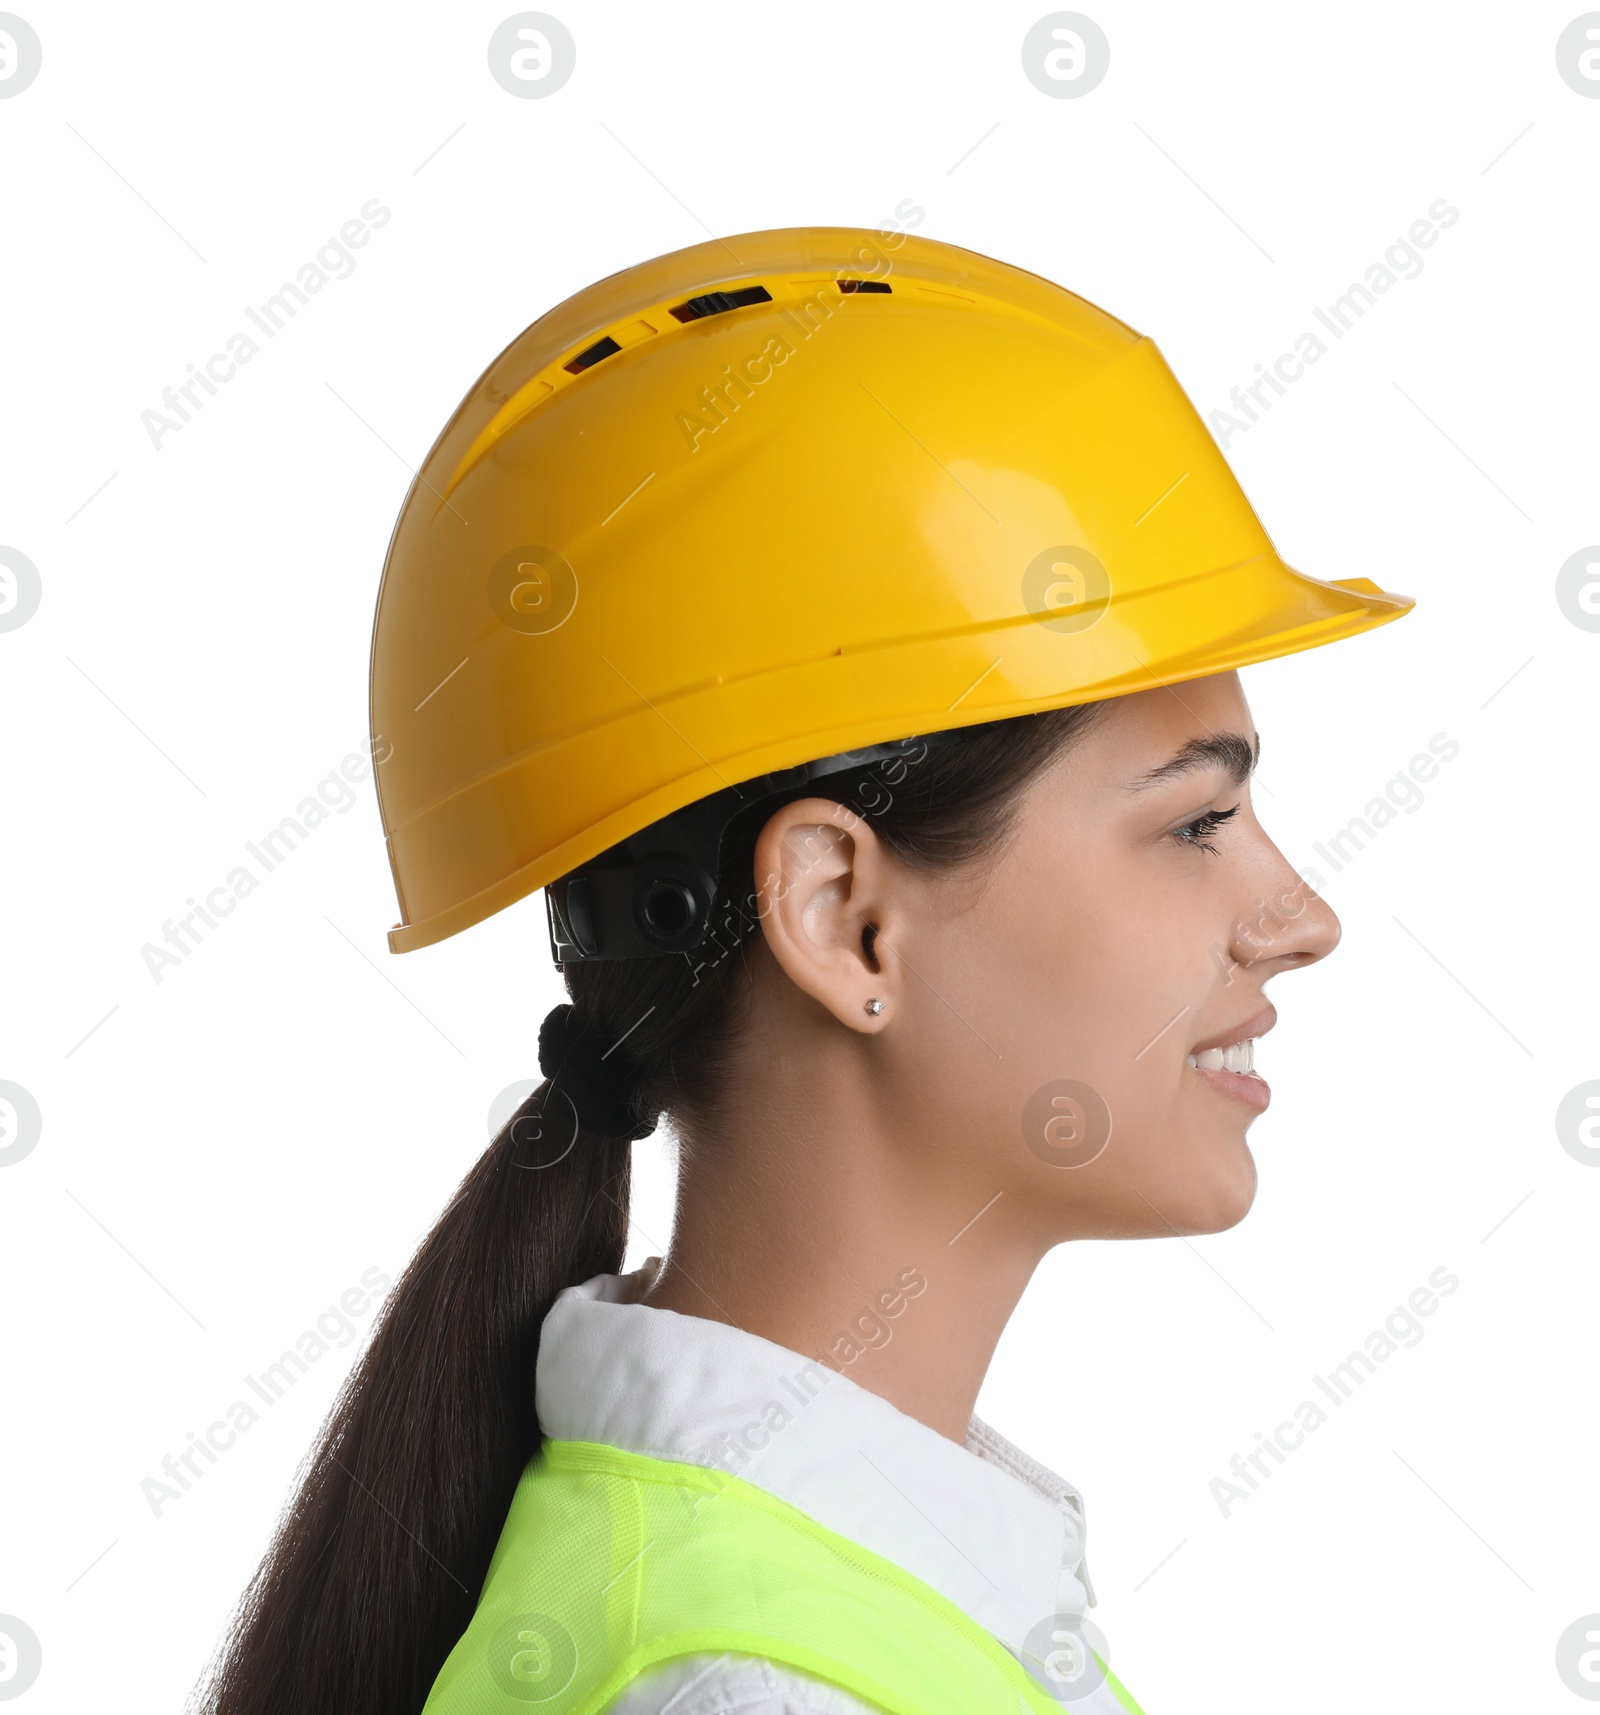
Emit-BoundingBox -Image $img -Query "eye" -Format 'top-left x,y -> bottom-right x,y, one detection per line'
1170,803 -> 1240,856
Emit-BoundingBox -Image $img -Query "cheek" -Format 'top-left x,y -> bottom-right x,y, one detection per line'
997,855 -> 1197,1075
958,873 -> 1176,1162
968,848 -> 1257,1227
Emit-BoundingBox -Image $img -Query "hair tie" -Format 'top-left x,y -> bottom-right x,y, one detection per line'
536,1003 -> 657,1142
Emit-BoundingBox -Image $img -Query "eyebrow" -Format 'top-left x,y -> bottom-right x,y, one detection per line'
1127,731 -> 1259,791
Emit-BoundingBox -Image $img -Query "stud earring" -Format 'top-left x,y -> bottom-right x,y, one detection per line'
864,997 -> 884,1016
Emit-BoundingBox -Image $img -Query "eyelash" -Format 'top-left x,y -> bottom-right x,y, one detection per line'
1171,803 -> 1240,855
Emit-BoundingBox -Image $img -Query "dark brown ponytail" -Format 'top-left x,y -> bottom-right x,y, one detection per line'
199,702 -> 1101,1715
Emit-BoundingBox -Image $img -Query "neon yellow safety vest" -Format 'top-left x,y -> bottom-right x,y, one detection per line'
422,1440 -> 1147,1715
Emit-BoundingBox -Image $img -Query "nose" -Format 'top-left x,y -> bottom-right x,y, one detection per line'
1224,853 -> 1341,976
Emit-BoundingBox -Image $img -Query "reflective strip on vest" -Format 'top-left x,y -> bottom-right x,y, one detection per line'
421,1440 -> 1147,1715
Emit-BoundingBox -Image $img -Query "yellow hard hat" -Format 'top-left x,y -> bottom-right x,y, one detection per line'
369,226 -> 1413,955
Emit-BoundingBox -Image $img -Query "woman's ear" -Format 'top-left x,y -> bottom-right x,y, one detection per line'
752,798 -> 898,1032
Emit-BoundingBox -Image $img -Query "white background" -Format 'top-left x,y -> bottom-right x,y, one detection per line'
2,3 -> 1597,1711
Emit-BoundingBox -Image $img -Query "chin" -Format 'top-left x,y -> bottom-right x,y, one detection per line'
1163,1143 -> 1259,1236
1205,1146 -> 1259,1232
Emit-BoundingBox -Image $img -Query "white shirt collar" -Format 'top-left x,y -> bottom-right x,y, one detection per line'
535,1258 -> 1096,1656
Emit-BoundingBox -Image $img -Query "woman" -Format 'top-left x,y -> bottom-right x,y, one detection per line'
201,229 -> 1412,1714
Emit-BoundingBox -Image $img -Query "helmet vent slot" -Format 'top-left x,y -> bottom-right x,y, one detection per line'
669,284 -> 773,323
836,279 -> 891,293
564,335 -> 623,374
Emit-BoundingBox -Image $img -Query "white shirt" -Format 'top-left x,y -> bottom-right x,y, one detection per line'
535,1258 -> 1130,1714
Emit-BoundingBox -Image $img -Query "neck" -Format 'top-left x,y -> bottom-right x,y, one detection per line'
640,1013 -> 1045,1444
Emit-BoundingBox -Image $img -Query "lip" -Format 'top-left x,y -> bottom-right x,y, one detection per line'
1188,1003 -> 1277,1056
1188,1003 -> 1276,1114
1191,1064 -> 1272,1113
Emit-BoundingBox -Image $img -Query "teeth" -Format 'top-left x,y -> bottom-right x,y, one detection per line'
1187,1039 -> 1255,1074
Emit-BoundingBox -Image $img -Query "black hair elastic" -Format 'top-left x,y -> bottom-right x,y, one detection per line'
537,1003 -> 657,1141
